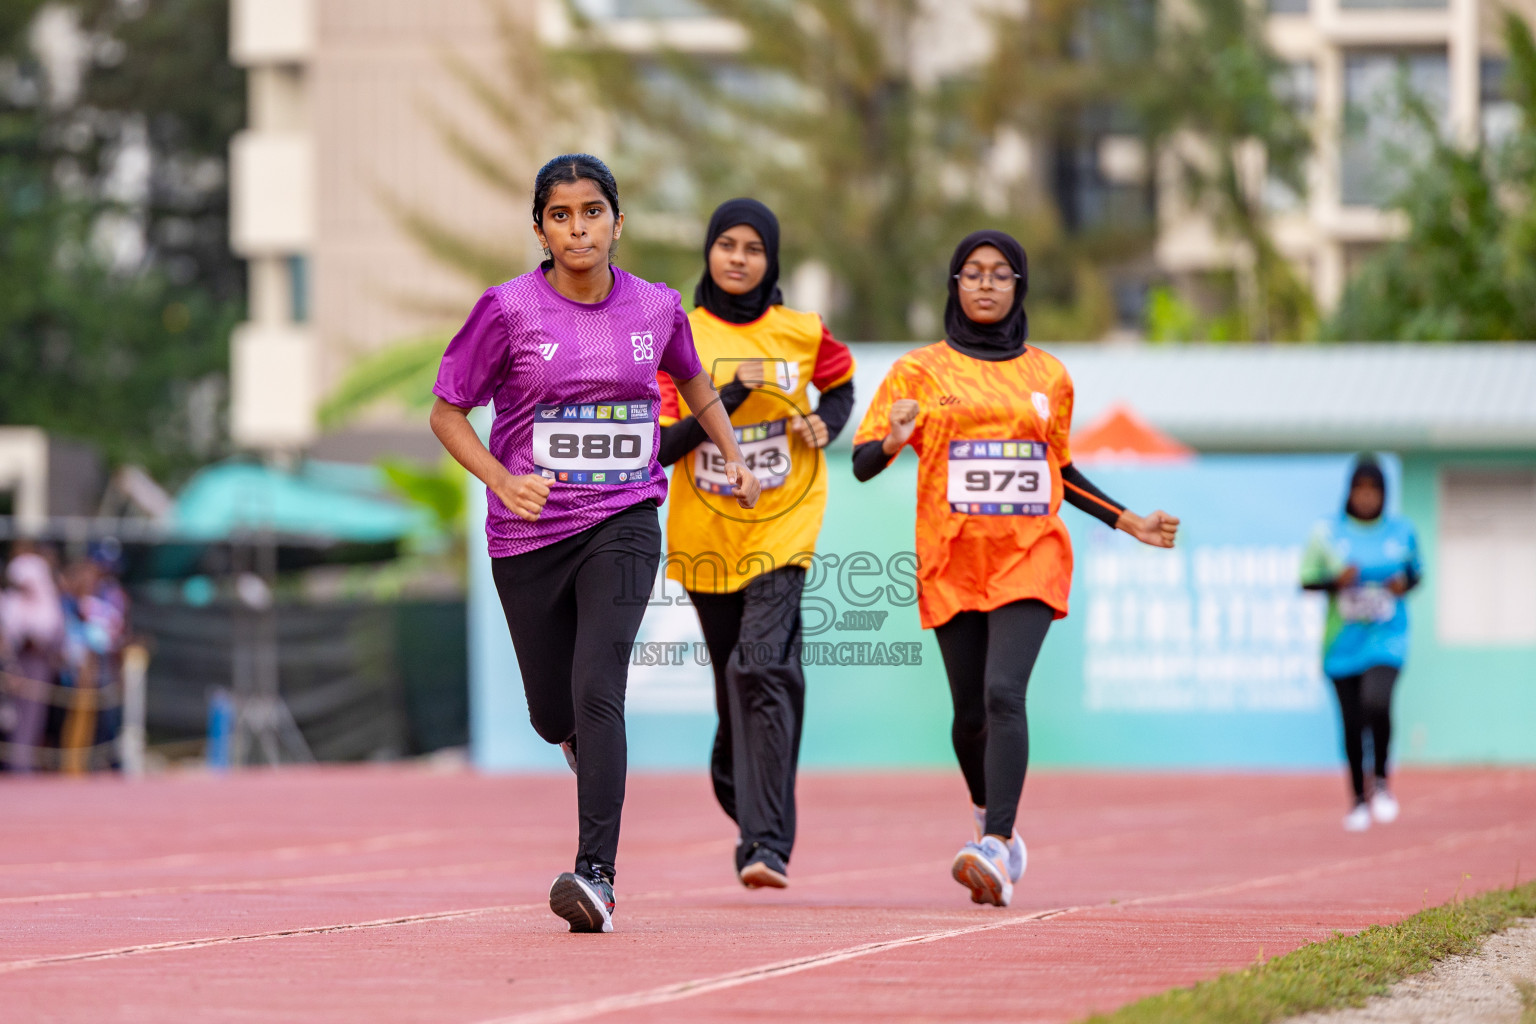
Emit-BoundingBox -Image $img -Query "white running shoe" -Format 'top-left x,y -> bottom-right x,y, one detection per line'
1343,803 -> 1372,832
951,835 -> 1013,907
971,806 -> 1027,883
1370,786 -> 1399,824
548,870 -> 614,933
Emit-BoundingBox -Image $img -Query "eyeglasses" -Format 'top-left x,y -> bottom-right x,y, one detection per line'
954,269 -> 1020,291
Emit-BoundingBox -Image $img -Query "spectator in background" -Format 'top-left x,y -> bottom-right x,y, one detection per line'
0,551 -> 66,773
60,550 -> 129,771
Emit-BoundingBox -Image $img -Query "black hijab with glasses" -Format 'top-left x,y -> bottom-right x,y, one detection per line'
944,229 -> 1029,361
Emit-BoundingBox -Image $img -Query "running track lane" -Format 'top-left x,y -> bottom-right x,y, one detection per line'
1,767 -> 1532,1023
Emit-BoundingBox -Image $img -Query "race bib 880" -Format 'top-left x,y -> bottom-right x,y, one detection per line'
946,439 -> 1051,515
533,401 -> 654,485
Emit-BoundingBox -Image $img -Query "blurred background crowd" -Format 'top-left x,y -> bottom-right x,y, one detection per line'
0,543 -> 129,772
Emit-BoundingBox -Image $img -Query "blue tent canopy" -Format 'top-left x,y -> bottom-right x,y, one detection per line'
172,460 -> 428,543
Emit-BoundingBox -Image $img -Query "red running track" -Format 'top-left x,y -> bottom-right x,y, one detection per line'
1,766 -> 1532,1023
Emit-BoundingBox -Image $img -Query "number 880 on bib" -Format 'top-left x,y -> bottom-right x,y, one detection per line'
532,401 -> 655,486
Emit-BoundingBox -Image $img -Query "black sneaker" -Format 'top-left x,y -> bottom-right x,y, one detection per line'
738,845 -> 789,889
549,869 -> 614,933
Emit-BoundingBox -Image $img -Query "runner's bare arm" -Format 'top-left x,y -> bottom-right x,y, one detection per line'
1116,509 -> 1181,548
429,397 -> 551,523
675,370 -> 762,509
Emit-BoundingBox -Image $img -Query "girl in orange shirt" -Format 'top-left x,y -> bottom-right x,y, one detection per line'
852,230 -> 1179,907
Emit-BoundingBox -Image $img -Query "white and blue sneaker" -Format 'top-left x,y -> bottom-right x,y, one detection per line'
971,805 -> 1027,883
549,869 -> 614,933
951,835 -> 1013,907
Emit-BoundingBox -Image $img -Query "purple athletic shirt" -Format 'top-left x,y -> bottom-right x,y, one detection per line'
434,266 -> 704,557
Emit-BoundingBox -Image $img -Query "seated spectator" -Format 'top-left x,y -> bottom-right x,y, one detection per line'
1,551 -> 66,773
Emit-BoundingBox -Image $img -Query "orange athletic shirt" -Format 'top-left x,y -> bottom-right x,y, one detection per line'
658,305 -> 855,594
852,343 -> 1076,629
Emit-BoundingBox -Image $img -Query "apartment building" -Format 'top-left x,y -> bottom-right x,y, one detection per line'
227,0 -> 535,452
225,0 -> 1535,452
1159,0 -> 1536,310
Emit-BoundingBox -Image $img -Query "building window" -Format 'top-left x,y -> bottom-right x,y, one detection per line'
573,0 -> 708,17
1052,106 -> 1155,235
1437,469 -> 1536,645
1264,61 -> 1316,210
1481,57 -> 1518,146
1339,0 -> 1445,10
1341,49 -> 1448,207
287,255 -> 309,324
1267,0 -> 1309,15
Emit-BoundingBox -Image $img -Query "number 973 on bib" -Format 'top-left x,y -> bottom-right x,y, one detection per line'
946,440 -> 1051,515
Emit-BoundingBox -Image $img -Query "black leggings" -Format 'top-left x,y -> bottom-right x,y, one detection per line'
490,501 -> 660,881
689,566 -> 806,870
933,599 -> 1054,839
1331,665 -> 1399,802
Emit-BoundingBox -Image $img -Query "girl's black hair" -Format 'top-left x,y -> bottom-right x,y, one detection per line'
531,153 -> 621,225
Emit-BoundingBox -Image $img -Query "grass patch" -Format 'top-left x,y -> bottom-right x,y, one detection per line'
1517,978 -> 1536,1024
1082,879 -> 1536,1024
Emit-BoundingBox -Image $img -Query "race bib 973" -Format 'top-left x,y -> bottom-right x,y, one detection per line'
532,401 -> 654,486
694,419 -> 792,495
947,439 -> 1051,515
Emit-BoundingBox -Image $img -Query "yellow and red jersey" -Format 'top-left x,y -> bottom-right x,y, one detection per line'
659,305 -> 855,594
852,343 -> 1076,629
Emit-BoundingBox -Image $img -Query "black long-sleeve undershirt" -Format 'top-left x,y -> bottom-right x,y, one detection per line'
811,380 -> 855,442
852,442 -> 1126,527
1060,463 -> 1125,527
659,379 -> 856,468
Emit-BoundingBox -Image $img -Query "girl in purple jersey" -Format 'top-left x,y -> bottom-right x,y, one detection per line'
431,154 -> 761,934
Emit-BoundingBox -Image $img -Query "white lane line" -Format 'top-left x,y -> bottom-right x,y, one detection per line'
0,859 -> 525,906
3,806 -> 1524,987
0,903 -> 541,975
473,905 -> 1083,1024
0,826 -> 539,877
1116,821 -> 1525,911
468,821 -> 1534,1024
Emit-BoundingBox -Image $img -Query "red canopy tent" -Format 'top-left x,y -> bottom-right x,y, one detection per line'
1071,403 -> 1193,461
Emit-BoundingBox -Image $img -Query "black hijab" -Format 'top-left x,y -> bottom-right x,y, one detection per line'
944,229 -> 1029,361
1345,454 -> 1386,521
695,198 -> 784,324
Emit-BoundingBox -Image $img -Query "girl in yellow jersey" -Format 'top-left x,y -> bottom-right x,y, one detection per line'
656,199 -> 855,889
852,230 -> 1179,908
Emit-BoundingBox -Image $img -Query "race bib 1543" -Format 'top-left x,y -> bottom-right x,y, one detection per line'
533,401 -> 654,485
694,419 -> 792,495
947,439 -> 1050,515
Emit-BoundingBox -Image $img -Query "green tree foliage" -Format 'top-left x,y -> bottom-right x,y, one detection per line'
390,0 -> 1305,343
395,0 -> 1153,342
1323,12 -> 1536,341
72,0 -> 247,305
1131,0 -> 1314,340
0,1 -> 242,480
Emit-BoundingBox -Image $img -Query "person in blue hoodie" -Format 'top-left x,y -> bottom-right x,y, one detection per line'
1301,455 -> 1422,832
